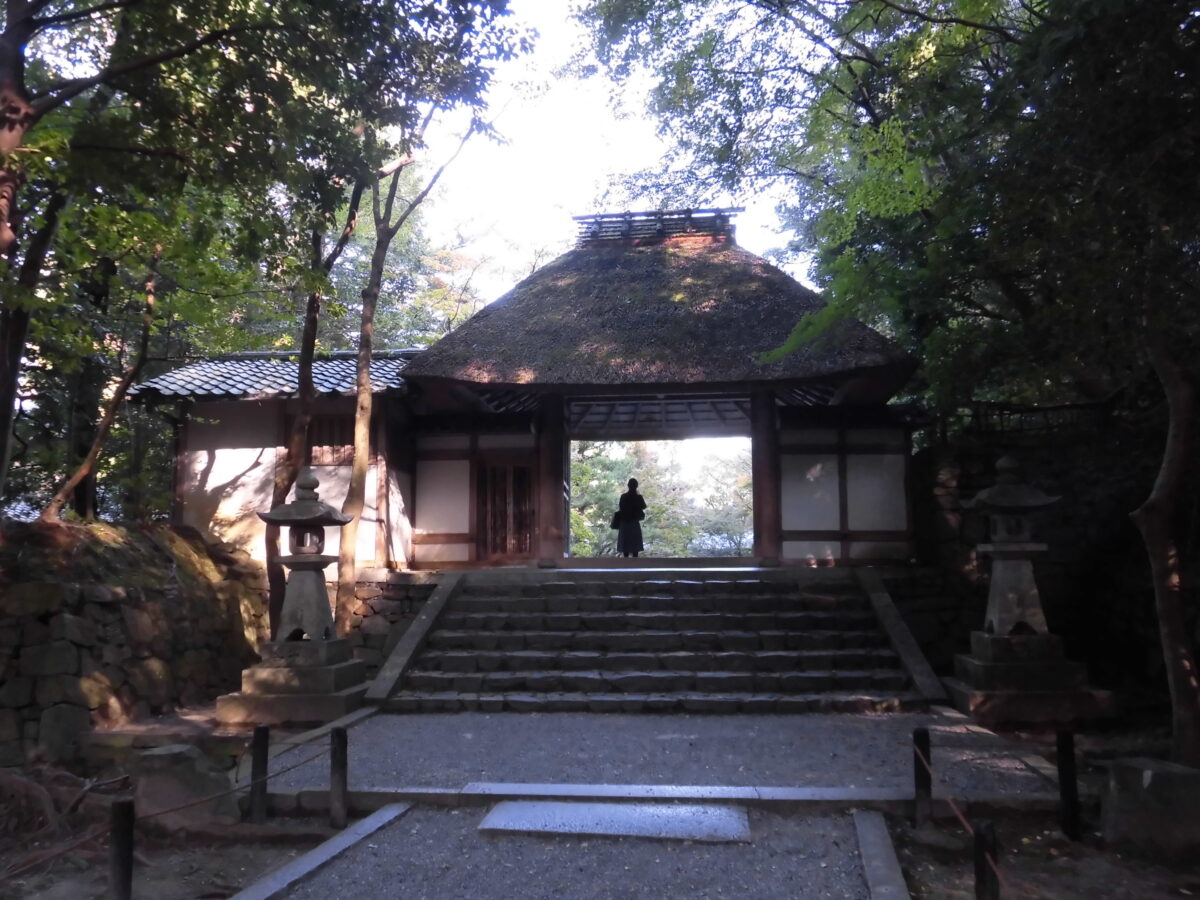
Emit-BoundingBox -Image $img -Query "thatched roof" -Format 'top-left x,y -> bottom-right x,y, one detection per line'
402,229 -> 914,398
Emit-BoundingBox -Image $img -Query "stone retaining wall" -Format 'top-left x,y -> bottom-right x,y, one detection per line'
0,528 -> 269,767
878,567 -> 986,673
346,576 -> 438,677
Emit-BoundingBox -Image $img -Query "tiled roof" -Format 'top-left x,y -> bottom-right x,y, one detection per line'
129,350 -> 419,401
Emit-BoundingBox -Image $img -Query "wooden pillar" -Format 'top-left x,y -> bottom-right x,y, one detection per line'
751,389 -> 782,565
536,396 -> 567,566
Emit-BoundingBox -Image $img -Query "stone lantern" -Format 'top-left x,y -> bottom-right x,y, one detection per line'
216,469 -> 367,725
945,456 -> 1113,727
257,468 -> 351,642
969,456 -> 1058,636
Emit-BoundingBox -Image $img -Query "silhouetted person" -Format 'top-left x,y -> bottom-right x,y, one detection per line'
616,477 -> 647,558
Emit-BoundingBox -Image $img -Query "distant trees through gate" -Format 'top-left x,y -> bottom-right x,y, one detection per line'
568,438 -> 752,558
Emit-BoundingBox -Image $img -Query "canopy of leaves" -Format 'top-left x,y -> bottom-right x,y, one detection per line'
3,0 -> 529,517
582,0 -> 1200,413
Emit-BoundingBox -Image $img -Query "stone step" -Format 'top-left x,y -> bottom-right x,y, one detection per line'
216,683 -> 367,726
415,647 -> 901,673
456,578 -> 862,598
401,668 -> 910,694
241,658 -> 366,695
383,689 -> 925,714
425,629 -> 890,653
448,592 -> 867,614
437,609 -> 878,632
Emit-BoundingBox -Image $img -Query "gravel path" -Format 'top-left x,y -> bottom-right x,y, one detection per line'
271,709 -> 1050,796
280,807 -> 869,900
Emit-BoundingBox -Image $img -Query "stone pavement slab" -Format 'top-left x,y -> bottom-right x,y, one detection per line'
852,810 -> 911,900
478,800 -> 751,842
232,803 -> 411,900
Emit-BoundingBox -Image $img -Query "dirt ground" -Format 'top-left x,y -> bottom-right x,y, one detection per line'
892,812 -> 1200,900
3,827 -> 325,900
6,808 -> 1200,899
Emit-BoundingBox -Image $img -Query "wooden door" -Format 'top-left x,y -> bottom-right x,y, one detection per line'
477,460 -> 535,559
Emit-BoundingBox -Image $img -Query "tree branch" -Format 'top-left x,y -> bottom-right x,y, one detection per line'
39,245 -> 160,524
321,178 -> 367,273
385,121 -> 477,239
870,0 -> 1021,42
68,141 -> 189,163
29,22 -> 280,116
31,0 -> 138,31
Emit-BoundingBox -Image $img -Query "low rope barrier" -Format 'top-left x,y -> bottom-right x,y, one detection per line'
3,719 -> 343,885
912,731 -> 1046,899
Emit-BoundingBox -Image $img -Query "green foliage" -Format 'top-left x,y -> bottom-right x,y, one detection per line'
321,176 -> 489,350
2,0 -> 529,518
583,0 -> 1200,414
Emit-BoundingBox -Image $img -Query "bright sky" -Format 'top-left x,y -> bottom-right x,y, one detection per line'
424,0 -> 796,301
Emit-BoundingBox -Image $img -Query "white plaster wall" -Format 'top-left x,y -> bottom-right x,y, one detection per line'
414,459 -> 471,534
781,453 -> 841,530
388,468 -> 413,566
845,453 -> 907,531
413,542 -> 471,563
181,401 -> 279,557
307,465 -> 377,564
181,401 -> 389,564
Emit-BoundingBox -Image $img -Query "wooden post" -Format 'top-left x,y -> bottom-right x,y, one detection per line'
913,727 -> 932,827
1057,730 -> 1081,841
330,726 -> 349,828
536,397 -> 566,566
750,389 -> 781,564
249,724 -> 269,824
972,818 -> 999,900
108,796 -> 134,900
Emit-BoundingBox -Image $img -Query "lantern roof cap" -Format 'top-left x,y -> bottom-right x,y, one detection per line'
257,469 -> 352,526
966,456 -> 1060,512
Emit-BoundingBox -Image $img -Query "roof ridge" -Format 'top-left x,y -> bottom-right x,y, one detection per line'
573,208 -> 744,247
217,348 -> 424,361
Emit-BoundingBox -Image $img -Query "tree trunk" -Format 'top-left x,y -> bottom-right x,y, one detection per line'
265,280 -> 322,635
333,135 -> 469,632
40,249 -> 161,523
0,65 -> 37,260
0,190 -> 70,501
265,184 -> 366,635
334,270 -> 382,633
67,360 -> 103,520
1130,334 -> 1200,767
334,177 -> 398,634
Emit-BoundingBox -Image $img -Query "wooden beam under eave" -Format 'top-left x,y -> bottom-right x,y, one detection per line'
751,389 -> 782,565
536,396 -> 567,567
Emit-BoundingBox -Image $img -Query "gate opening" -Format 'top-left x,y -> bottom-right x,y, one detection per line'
568,438 -> 752,558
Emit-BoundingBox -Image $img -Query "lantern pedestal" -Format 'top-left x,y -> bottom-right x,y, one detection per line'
217,469 -> 367,726
945,457 -> 1114,727
945,630 -> 1114,728
216,638 -> 368,726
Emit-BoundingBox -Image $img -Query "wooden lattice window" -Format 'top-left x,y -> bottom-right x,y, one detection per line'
285,415 -> 355,465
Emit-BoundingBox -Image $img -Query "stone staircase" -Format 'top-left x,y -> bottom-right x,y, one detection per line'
384,571 -> 925,713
